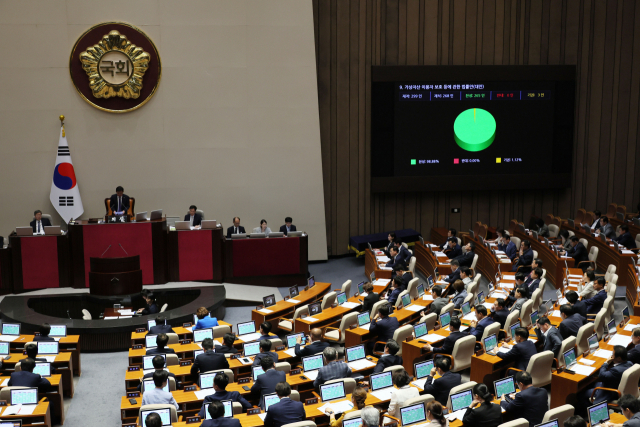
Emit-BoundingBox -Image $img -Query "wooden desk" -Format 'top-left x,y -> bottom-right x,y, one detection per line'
11,334 -> 81,376
364,249 -> 392,281
513,230 -> 575,289
3,352 -> 74,397
0,375 -> 63,424
9,233 -> 70,292
463,235 -> 512,280
0,401 -> 51,427
250,282 -> 332,326
414,243 -> 439,279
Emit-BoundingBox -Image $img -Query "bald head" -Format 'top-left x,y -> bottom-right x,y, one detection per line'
310,328 -> 322,341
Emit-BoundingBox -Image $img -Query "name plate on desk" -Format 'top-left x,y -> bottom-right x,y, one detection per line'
186,417 -> 201,424
284,296 -> 290,301
275,345 -> 285,351
183,323 -> 192,328
127,392 -> 140,398
136,328 -> 146,333
247,408 -> 261,415
290,368 -> 301,375
184,385 -> 197,392
230,354 -> 241,360
179,339 -> 191,345
238,378 -> 250,384
383,423 -> 398,427
34,332 -> 41,336
305,397 -> 318,405
132,344 -> 143,350
0,401 -> 7,407
180,360 -> 192,366
128,366 -> 140,371
22,350 -> 27,355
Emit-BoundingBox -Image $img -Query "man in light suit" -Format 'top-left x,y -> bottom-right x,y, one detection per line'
148,316 -> 175,335
468,305 -> 496,341
263,382 -> 306,427
373,340 -> 403,373
184,205 -> 203,227
226,217 -> 246,238
452,242 -> 475,268
614,224 -> 637,249
584,278 -> 607,314
422,357 -> 462,405
109,186 -> 130,214
512,240 -> 534,273
597,216 -> 615,239
533,316 -> 562,357
279,217 -> 297,236
251,356 -> 286,409
30,210 -> 52,233
8,358 -> 51,392
498,234 -> 518,260
497,327 -> 537,372
314,347 -> 352,388
500,371 -> 548,427
580,346 -> 632,414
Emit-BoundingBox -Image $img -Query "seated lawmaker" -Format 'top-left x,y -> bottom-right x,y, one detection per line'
264,382 -> 306,427
579,346 -> 632,413
34,323 -> 55,342
146,334 -> 176,355
295,328 -> 329,357
590,210 -> 603,229
138,355 -> 176,391
563,237 -> 589,270
279,217 -> 297,236
144,413 -> 162,427
226,217 -> 246,238
382,232 -> 396,257
387,369 -> 420,417
468,305 -> 496,341
558,304 -> 586,340
452,242 -> 475,268
137,292 -> 159,315
251,356 -> 286,409
194,307 -> 219,330
361,282 -> 380,313
30,210 -> 51,234
373,339 -> 403,373
422,357 -> 462,405
393,239 -> 412,265
440,228 -> 458,251
110,186 -> 130,215
498,234 -> 517,260
314,347 -> 352,388
614,224 -> 637,249
450,280 -> 467,309
148,316 -> 175,335
384,277 -> 403,305
443,260 -> 461,284
559,229 -> 573,251
462,383 -> 503,427
257,321 -> 274,341
141,370 -> 178,410
445,238 -> 462,259
184,205 -> 203,228
507,287 -> 528,313
491,299 -> 510,328
512,240 -> 534,273
369,304 -> 399,353
596,216 -> 615,239
198,372 -> 252,417
9,358 -> 51,392
191,338 -> 229,375
584,277 -> 607,314
423,316 -> 469,355
202,400 -> 241,427
566,291 -> 588,319
393,263 -> 413,289
500,371 -> 548,427
21,343 -> 46,363
604,394 -> 640,427
525,268 -> 542,296
420,285 -> 447,316
386,247 -> 402,269
325,387 -> 367,427
628,328 -> 640,365
533,316 -> 562,357
253,219 -> 272,236
214,333 -> 239,354
533,218 -> 550,238
253,339 -> 279,367
497,327 -> 536,372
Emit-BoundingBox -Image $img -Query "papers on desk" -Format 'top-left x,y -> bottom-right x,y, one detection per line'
594,349 -> 613,359
43,356 -> 56,362
348,359 -> 375,370
624,323 -> 639,332
104,316 -> 119,320
376,256 -> 390,263
608,334 -> 632,347
53,337 -> 61,341
1,379 -> 8,386
572,365 -> 596,376
359,323 -> 371,331
370,387 -> 396,401
283,347 -> 298,357
194,389 -> 217,400
0,335 -> 17,342
551,310 -> 561,317
429,244 -> 439,248
120,316 -> 133,319
258,309 -> 273,314
412,378 -> 427,389
434,252 -> 446,257
404,305 -> 423,312
238,333 -> 262,343
578,359 -> 595,366
379,267 -> 393,271
257,413 -> 267,421
360,293 -> 368,298
317,400 -> 354,416
568,274 -> 583,279
304,317 -> 319,323
374,279 -> 391,286
622,250 -> 635,254
2,404 -> 38,416
341,302 -> 360,309
436,280 -> 448,285
286,299 -> 301,304
446,408 -> 468,422
423,295 -> 434,301
459,326 -> 469,332
304,370 -> 319,380
501,282 -> 514,289
423,334 -> 445,343
558,297 -> 568,305
482,302 -> 494,310
185,326 -> 193,332
119,309 -> 135,315
500,259 -> 511,263
463,313 -> 477,321
495,250 -> 506,255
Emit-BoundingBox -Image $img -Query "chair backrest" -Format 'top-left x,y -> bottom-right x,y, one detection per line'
606,203 -> 617,218
0,386 -> 28,402
275,362 -> 291,374
542,405 -> 575,426
456,237 -> 461,246
203,368 -> 234,382
450,335 -> 476,372
558,337 -> 576,366
567,230 -> 575,238
602,296 -> 615,321
446,381 -> 476,409
440,303 -> 455,320
14,362 -> 21,372
588,246 -> 599,263
534,283 -> 544,309
520,300 -> 534,327
211,325 -> 231,339
160,303 -> 168,313
540,269 -> 547,279
341,280 -> 352,296
470,254 -> 479,270
576,323 -> 595,354
335,313 -> 359,344
579,238 -> 588,249
343,410 -> 362,421
605,264 -> 617,282
526,350 -> 554,387
166,333 -> 179,345
281,422 -> 317,427
321,292 -> 337,310
466,281 -> 479,301
383,365 -> 405,375
462,293 -> 475,307
139,404 -> 178,424
325,378 -> 356,395
498,419 -> 530,427
290,390 -> 300,402
592,308 -> 606,339
396,290 -> 409,308
505,311 -> 520,339
511,236 -> 521,250
408,257 -> 417,275
575,208 -> 586,224
293,305 -> 310,321
407,277 -> 420,299
618,364 -> 640,397
609,274 -> 619,286
607,283 -> 617,298
165,354 -> 179,366
481,322 -> 501,343
82,309 -> 92,320
419,313 -> 438,332
533,250 -> 539,260
370,300 -> 388,319
548,224 -> 559,238
531,288 -> 542,312
392,325 -> 415,356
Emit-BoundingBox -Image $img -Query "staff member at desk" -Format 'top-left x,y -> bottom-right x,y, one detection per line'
461,383 -> 503,427
110,186 -> 130,215
185,205 -> 202,228
614,224 -> 637,249
226,217 -> 245,237
194,307 -> 219,330
252,219 -> 272,236
35,323 -> 55,342
562,237 -> 589,271
603,394 -> 640,427
279,217 -> 297,236
137,292 -> 159,315
30,210 -> 51,234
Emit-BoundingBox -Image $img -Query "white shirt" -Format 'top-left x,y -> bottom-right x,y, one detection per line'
388,385 -> 420,417
35,220 -> 43,234
189,215 -> 194,226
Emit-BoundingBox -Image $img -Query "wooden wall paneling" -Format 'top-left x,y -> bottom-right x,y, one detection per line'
475,0 -> 484,64
442,0 -> 450,65
349,0 -> 361,241
628,2 -> 640,207
425,0 -> 439,64
336,0 -> 350,254
547,0 -> 562,64
452,0 -> 466,65
482,0 -> 496,65
528,0 -> 543,65
465,0 -> 479,65
360,0 -> 369,237
406,0 -> 421,64
399,0 -> 408,65
386,0 -> 400,65
495,0 -> 505,64
607,0 -> 624,203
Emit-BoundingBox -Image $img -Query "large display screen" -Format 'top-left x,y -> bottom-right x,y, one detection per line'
371,66 -> 575,191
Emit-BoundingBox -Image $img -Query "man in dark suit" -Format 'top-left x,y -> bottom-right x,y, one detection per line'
424,316 -> 469,355
381,232 -> 396,257
369,304 -> 399,354
584,278 -> 607,314
565,237 -> 589,270
184,205 -> 203,227
385,247 -> 402,269
440,228 -> 458,251
251,356 -> 286,409
8,358 -> 51,392
148,316 -> 175,335
384,277 -> 403,306
295,328 -> 329,357
263,382 -> 306,427
226,217 -> 246,238
21,344 -> 47,363
512,240 -> 534,273
201,401 -> 241,427
34,323 -> 55,342
596,216 -> 615,239
497,327 -> 537,372
394,240 -> 412,265
279,217 -> 297,236
491,299 -> 510,329
452,242 -> 475,268
214,333 -> 239,354
627,328 -> 640,365
590,210 -> 602,229
314,347 -> 352,388
191,338 -> 229,375
614,225 -> 637,249
580,346 -> 633,414
500,371 -> 548,427
30,210 -> 52,233
445,239 -> 462,259
146,334 -> 176,355
422,357 -> 462,405
257,321 -> 274,342
499,234 -> 518,260
533,316 -> 562,357
558,304 -> 586,340
566,291 -> 588,319
469,305 -> 496,341
361,282 -> 380,313
373,340 -> 403,373
109,186 -> 130,214
253,339 -> 279,367
393,263 -> 413,290
526,268 -> 542,296
198,372 -> 252,417
444,260 -> 461,284
534,218 -> 550,239
138,355 -> 176,391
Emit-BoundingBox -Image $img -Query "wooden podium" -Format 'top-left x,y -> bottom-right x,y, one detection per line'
89,255 -> 143,296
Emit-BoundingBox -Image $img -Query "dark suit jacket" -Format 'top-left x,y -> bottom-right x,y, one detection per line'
422,370 -> 462,405
201,419 -> 241,427
279,224 -> 297,236
33,336 -> 55,342
572,301 -> 588,319
446,244 -> 462,259
294,340 -> 330,358
568,242 -> 589,267
199,390 -> 252,417
386,288 -> 402,305
462,402 -> 502,427
492,309 -> 510,329
444,268 -> 461,284
146,346 -> 176,356
398,245 -> 412,264
141,303 -> 159,315
190,350 -> 229,375
559,313 -> 586,340
214,345 -> 239,354
593,361 -> 633,402
373,354 -> 403,374
184,213 -> 203,227
535,327 -> 562,357
226,225 -> 246,238
584,289 -> 607,314
527,279 -> 541,296
431,331 -> 470,355
109,194 -> 130,213
362,293 -> 379,313
253,351 -> 279,367
500,386 -> 548,427
251,369 -> 286,408
628,343 -> 640,365
513,249 -> 534,274
138,370 -> 176,391
263,397 -> 306,427
149,324 -> 175,335
30,218 -> 52,232
386,253 -> 403,269
497,340 -> 537,371
453,251 -> 475,268
614,232 -> 637,249
469,317 -> 496,341
8,371 -> 51,392
370,316 -> 400,343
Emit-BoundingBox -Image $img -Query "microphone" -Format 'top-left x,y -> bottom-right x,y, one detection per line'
119,243 -> 129,255
101,245 -> 112,258
67,310 -> 72,319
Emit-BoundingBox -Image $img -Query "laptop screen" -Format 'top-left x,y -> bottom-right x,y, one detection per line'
510,322 -> 521,339
308,276 -> 315,288
346,345 -> 366,362
428,276 -> 434,287
588,402 -> 610,426
145,334 -> 158,348
237,321 -> 255,336
263,295 -> 276,307
194,350 -> 204,358
143,354 -> 166,370
243,342 -> 261,357
0,342 -> 9,355
344,418 -> 363,427
414,322 -> 428,339
286,333 -> 305,348
337,292 -> 348,305
370,272 -> 376,282
417,283 -> 425,297
49,325 -> 67,337
530,310 -> 539,325
320,381 -> 346,402
302,355 -> 324,372
2,323 -> 20,336
535,420 -> 559,427
33,362 -> 51,377
203,400 -> 233,419
483,334 -> 498,352
478,291 -> 485,303
415,360 -> 434,379
141,409 -> 171,427
401,293 -> 411,307
193,328 -> 214,343
37,341 -> 59,355
370,371 -> 393,391
11,388 -> 38,405
358,312 -> 371,326
309,303 -> 322,315
556,288 -> 562,299
588,334 -> 599,351
263,393 -> 281,411
623,306 -> 630,319
400,403 -> 427,427
252,366 -> 265,381
200,373 -> 216,389
461,301 -> 471,316
357,282 -> 365,294
289,286 -> 299,297
144,379 -> 169,393
563,348 -> 577,367
440,311 -> 451,328
607,319 -> 617,335
451,389 -> 473,412
494,376 -> 515,397
147,320 -> 157,330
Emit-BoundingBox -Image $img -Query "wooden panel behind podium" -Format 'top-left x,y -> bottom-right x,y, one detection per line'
89,255 -> 142,296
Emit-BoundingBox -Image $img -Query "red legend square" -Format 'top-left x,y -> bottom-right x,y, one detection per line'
454,158 -> 459,164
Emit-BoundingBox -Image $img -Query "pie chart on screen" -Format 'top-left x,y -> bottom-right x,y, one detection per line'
453,108 -> 496,152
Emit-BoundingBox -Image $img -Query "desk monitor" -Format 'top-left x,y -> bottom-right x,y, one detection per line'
252,366 -> 265,381
440,311 -> 451,328
478,291 -> 485,304
563,348 -> 577,368
414,360 -> 434,380
0,421 -> 21,427
308,276 -> 315,288
143,379 -> 169,393
136,211 -> 148,221
201,220 -> 217,229
588,333 -> 599,353
44,226 -> 61,235
308,302 -> 322,316
203,400 -> 233,419
37,341 -> 58,355
320,381 -> 346,402
450,389 -> 473,412
567,219 -> 575,228
193,329 -> 213,343
622,306 -> 630,321
194,350 -> 204,358
428,276 -> 434,288
34,362 -> 51,377
10,388 -> 38,405
370,272 -> 376,283
141,408 -> 171,427
346,345 -> 366,362
263,295 -> 276,308
175,221 -> 191,230
613,241 -> 620,251
199,372 -> 217,389
419,236 -> 425,246
147,320 -> 156,330
344,418 -> 363,427
530,310 -> 539,325
337,292 -> 348,306
288,231 -> 303,237
249,233 -> 266,238
49,325 -> 67,337
1,323 -> 20,336
600,233 -> 607,243
370,371 -> 393,391
367,242 -> 373,252
243,341 -> 261,357
556,288 -> 562,300
469,230 -> 475,238
302,354 -> 324,373
460,301 -> 471,316
510,322 -> 521,339
230,233 -> 247,239
150,210 -> 163,220
413,322 -> 428,339
401,293 -> 411,308
607,318 -> 617,335
400,403 -> 427,427
483,334 -> 498,355
237,321 -> 256,336
286,333 -> 306,348
357,312 -> 371,327
0,342 -> 8,355
263,393 -> 281,411
588,401 -> 610,427
143,354 -> 166,370
542,300 -> 553,313
417,283 -> 425,297
494,376 -> 515,398
357,282 -> 365,295
289,286 -> 299,297
16,226 -> 33,236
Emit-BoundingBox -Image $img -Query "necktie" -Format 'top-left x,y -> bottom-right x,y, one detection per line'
235,227 -> 238,234
118,197 -> 121,212
37,221 -> 40,233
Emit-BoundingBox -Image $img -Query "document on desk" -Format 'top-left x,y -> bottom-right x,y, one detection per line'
348,359 -> 375,370
624,323 -> 639,331
578,359 -> 595,366
463,313 -> 476,321
434,252 -> 446,257
304,317 -> 319,322
341,302 -> 360,309
359,323 -> 371,331
423,295 -> 434,301
283,347 -> 297,357
317,400 -> 354,416
0,379 -> 8,386
551,310 -> 561,317
404,305 -> 424,312
258,309 -> 273,314
424,334 -> 445,342
238,333 -> 262,342
194,389 -> 217,400
2,404 -> 37,415
447,408 -> 468,421
411,378 -> 427,389
258,413 -> 267,421
572,365 -> 596,376
304,370 -> 319,380
120,316 -> 133,319
379,267 -> 393,271
104,316 -> 119,320
622,250 -> 635,254
119,310 -> 135,315
0,335 -> 18,342
483,302 -> 494,309
43,356 -> 57,362
376,256 -> 390,263
608,335 -> 633,347
375,279 -> 391,286
501,283 -> 514,289
568,274 -> 583,279
558,297 -> 568,305
594,349 -> 613,359
286,299 -> 301,304
436,280 -> 448,285
370,387 -> 396,401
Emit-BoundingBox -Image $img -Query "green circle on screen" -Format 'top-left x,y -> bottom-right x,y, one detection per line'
453,108 -> 496,152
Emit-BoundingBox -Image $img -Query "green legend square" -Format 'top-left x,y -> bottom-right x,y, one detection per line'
411,159 -> 417,165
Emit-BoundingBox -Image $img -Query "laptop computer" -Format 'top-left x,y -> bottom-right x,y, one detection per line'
243,341 -> 261,357
289,286 -> 299,297
0,342 -> 9,356
587,401 -> 610,427
308,276 -> 316,288
237,321 -> 257,337
231,233 -> 247,239
143,379 -> 169,393
370,272 -> 376,283
150,210 -> 163,220
367,242 -> 374,252
262,393 -> 281,411
309,302 -> 322,316
346,345 -> 373,370
484,334 -> 499,355
440,311 -> 451,329
141,408 -> 171,427
416,283 -> 425,297
401,293 -> 411,308
413,322 -> 428,339
44,226 -> 62,235
450,389 -> 473,412
194,349 -> 204,358
606,318 -> 617,336
344,418 -> 363,427
337,292 -> 348,306
357,312 -> 371,330
135,212 -> 148,221
199,372 -> 218,389
477,291 -> 485,304
37,341 -> 59,355
428,276 -> 434,288
370,371 -> 395,400
357,281 -> 365,295
203,400 -> 233,419
494,376 -> 515,398
509,321 -> 521,340
175,221 -> 191,230
302,354 -> 324,380
534,420 -> 559,427
588,333 -> 600,354
143,354 -> 166,371
320,380 -> 346,402
460,301 -> 471,316
252,366 -> 265,381
412,360 -> 434,388
249,233 -> 266,238
288,231 -> 303,237
285,333 -> 306,348
193,328 -> 213,343
16,227 -> 33,236
33,362 -> 51,377
2,323 -> 20,336
10,388 -> 38,405
263,295 -> 276,308
563,347 -> 578,369
530,310 -> 539,325
201,220 -> 217,229
419,236 -> 425,246
49,325 -> 67,338
399,402 -> 427,427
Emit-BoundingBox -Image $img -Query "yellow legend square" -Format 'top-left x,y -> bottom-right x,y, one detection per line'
496,158 -> 502,163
